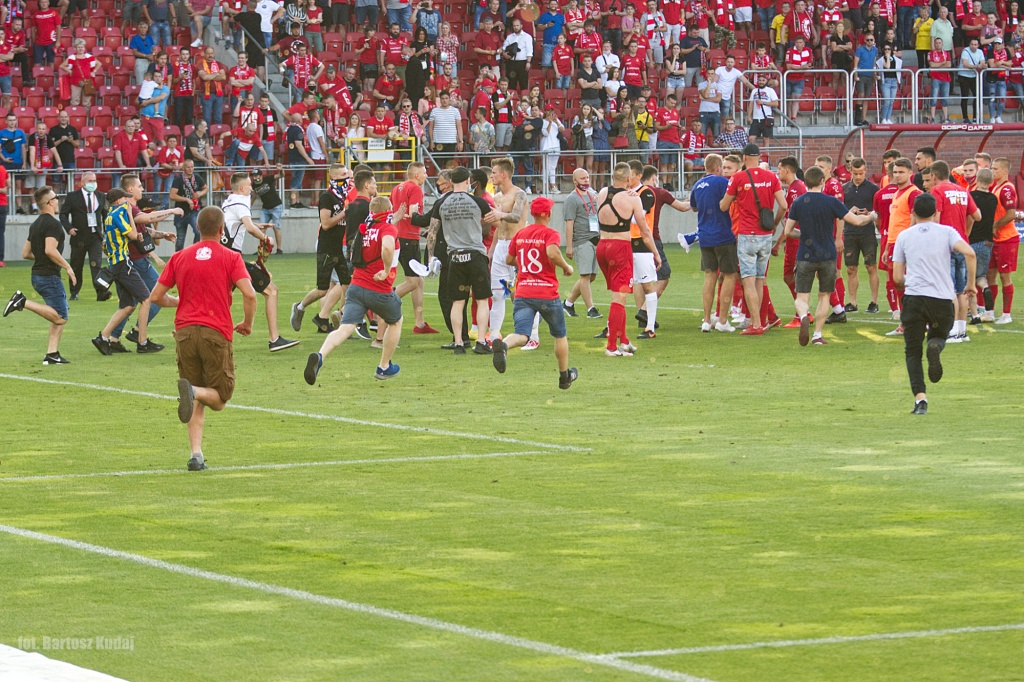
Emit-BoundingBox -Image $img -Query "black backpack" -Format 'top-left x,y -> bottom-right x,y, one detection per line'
349,215 -> 384,269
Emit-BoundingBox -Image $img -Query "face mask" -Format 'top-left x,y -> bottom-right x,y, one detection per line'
576,182 -> 590,191
84,182 -> 98,193
329,179 -> 343,191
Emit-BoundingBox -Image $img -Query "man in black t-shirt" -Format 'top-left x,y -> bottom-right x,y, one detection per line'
4,186 -> 77,365
47,110 -> 80,179
168,159 -> 208,251
290,166 -> 370,335
251,166 -> 284,251
968,167 -> 999,323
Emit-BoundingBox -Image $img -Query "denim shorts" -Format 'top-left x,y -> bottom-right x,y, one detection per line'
513,297 -> 567,338
786,79 -> 805,98
263,205 -> 284,230
737,233 -> 773,278
0,76 -> 10,94
31,274 -> 68,320
950,252 -> 967,294
666,75 -> 685,90
971,241 -> 992,275
290,167 -> 305,190
340,284 -> 403,325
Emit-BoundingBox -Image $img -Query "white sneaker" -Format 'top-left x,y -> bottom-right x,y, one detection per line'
710,314 -> 720,326
891,310 -> 901,321
995,313 -> 1013,324
885,325 -> 904,336
701,321 -> 713,332
980,311 -> 995,323
729,306 -> 741,318
191,39 -> 203,48
522,338 -> 540,350
619,342 -> 637,353
995,116 -> 1004,124
946,333 -> 962,344
735,317 -> 750,330
715,321 -> 736,333
958,333 -> 970,342
605,348 -> 633,357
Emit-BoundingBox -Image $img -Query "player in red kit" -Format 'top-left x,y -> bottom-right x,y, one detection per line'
874,162 -> 899,317
929,160 -> 981,341
491,196 -> 579,389
774,156 -> 807,327
989,157 -> 1019,324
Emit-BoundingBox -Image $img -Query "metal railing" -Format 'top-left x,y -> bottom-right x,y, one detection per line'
779,67 -> 855,128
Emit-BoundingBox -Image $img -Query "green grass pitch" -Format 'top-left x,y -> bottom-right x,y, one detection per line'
1,248 -> 1023,682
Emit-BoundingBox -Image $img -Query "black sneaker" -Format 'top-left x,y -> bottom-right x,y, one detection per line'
587,307 -> 602,318
353,323 -> 372,340
563,300 -> 578,317
969,315 -> 982,325
290,302 -> 305,331
845,303 -> 858,313
290,202 -> 309,209
866,302 -> 879,314
42,352 -> 70,365
453,344 -> 467,355
97,291 -> 112,302
4,290 -> 26,317
368,319 -> 379,332
473,341 -> 492,355
594,327 -> 608,339
70,293 -> 79,301
304,352 -> 322,385
825,311 -> 847,324
492,340 -> 507,373
638,330 -> 656,339
137,340 -> 164,353
125,328 -> 139,343
927,338 -> 944,383
911,400 -> 928,415
559,367 -> 579,390
91,334 -> 112,355
177,378 -> 195,423
441,339 -> 459,350
109,340 -> 132,353
187,455 -> 208,471
269,336 -> 300,352
311,314 -> 335,333
635,310 -> 648,324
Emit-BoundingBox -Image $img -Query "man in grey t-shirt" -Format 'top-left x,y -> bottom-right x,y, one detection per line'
892,193 -> 976,415
561,168 -> 602,319
425,166 -> 498,354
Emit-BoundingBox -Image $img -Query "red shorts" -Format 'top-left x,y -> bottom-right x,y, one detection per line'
783,238 -> 798,278
992,239 -> 1019,273
597,239 -> 634,293
141,116 -> 165,145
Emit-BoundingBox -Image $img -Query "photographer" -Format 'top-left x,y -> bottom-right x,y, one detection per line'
169,159 -> 208,251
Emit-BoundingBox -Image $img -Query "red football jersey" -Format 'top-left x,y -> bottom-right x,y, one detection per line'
931,180 -> 977,240
510,224 -> 562,299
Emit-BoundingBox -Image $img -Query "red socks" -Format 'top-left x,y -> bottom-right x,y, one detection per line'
991,284 -> 999,304
608,302 -> 626,351
732,280 -> 744,308
715,280 -> 723,317
785,276 -> 797,299
760,284 -> 777,324
1004,284 -> 1014,314
885,279 -> 899,312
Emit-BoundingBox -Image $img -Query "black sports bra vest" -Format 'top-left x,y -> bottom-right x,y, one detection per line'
599,187 -> 631,233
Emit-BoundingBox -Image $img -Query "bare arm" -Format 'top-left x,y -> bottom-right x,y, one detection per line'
374,235 -> 397,281
235,278 -> 258,336
547,243 -> 574,276
134,207 -> 184,225
148,281 -> 178,308
426,217 -> 440,256
892,260 -> 905,286
629,197 -> 660,265
494,190 -> 526,223
320,206 -> 345,229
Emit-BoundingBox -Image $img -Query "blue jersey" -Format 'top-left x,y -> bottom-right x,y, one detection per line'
538,12 -> 566,44
103,203 -> 134,264
690,174 -> 734,248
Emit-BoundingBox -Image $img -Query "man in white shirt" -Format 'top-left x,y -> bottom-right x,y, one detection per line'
255,0 -> 284,47
594,40 -> 620,85
306,109 -> 327,163
221,171 -> 300,352
892,193 -> 976,415
698,73 -> 723,138
714,55 -> 754,118
747,83 -> 779,144
501,19 -> 533,92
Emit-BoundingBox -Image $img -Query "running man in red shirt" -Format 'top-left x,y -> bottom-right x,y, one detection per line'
305,196 -> 406,384
491,196 -> 579,389
148,206 -> 258,471
929,160 -> 981,342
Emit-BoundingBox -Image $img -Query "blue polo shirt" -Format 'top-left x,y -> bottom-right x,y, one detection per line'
538,12 -> 565,45
854,45 -> 877,77
129,33 -> 156,57
690,173 -> 734,248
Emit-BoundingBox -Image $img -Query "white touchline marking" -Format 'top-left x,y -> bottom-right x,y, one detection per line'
602,623 -> 1024,658
0,525 -> 716,682
0,374 -> 587,453
0,451 -> 551,483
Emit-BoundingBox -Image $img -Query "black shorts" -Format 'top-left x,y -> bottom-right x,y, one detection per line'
795,259 -> 837,294
398,238 -> 422,277
111,260 -> 151,309
748,118 -> 774,140
359,63 -> 378,81
654,239 -> 671,281
67,0 -> 90,12
316,250 -> 350,290
449,250 -> 491,301
700,243 -> 739,275
844,232 -> 878,267
331,3 -> 349,25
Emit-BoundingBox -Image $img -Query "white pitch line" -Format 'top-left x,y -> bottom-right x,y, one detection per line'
0,374 -> 587,453
0,525 -> 715,682
0,451 -> 550,483
603,623 -> 1024,658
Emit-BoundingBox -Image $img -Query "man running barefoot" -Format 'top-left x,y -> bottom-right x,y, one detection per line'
492,196 -> 578,389
305,197 -> 405,383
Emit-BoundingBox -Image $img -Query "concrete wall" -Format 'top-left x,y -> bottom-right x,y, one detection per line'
1,203 -> 699,261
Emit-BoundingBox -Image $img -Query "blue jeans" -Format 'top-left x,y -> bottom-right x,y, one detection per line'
151,21 -> 172,48
881,78 -> 897,120
987,80 -> 1007,119
719,98 -> 733,118
387,6 -> 412,31
112,257 -> 160,338
555,74 -> 571,88
175,209 -> 199,251
201,94 -> 224,124
699,111 -> 720,138
225,139 -> 267,166
737,234 -> 773,279
756,5 -> 775,32
897,5 -> 915,47
950,252 -> 967,294
263,31 -> 273,49
157,174 -> 175,209
354,5 -> 378,26
930,79 -> 949,108
513,297 -> 567,338
541,43 -> 555,68
262,140 -> 275,162
263,205 -> 284,232
971,240 -> 993,275
31,274 -> 68,320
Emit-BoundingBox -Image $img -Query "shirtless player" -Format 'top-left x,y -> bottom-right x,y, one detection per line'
487,157 -> 530,341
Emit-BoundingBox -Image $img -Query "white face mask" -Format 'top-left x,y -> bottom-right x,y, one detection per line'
84,182 -> 98,193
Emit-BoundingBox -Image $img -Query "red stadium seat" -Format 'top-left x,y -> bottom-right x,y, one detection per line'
101,26 -> 122,49
98,147 -> 117,168
124,84 -> 141,103
75,27 -> 99,52
14,106 -> 35,133
23,86 -> 47,109
86,8 -> 105,30
82,125 -> 105,151
74,148 -> 97,168
165,125 -> 181,139
116,46 -> 135,72
66,106 -> 89,129
92,106 -> 113,129
32,66 -> 55,91
210,124 -> 230,138
39,106 -> 60,128
110,69 -> 131,90
95,173 -> 112,193
115,105 -> 137,121
98,85 -> 121,108
94,46 -> 115,72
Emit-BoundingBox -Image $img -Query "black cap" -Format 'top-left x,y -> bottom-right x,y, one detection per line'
106,188 -> 130,203
742,143 -> 760,157
450,166 -> 471,183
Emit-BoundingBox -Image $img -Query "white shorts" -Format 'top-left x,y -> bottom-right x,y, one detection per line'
734,6 -> 753,22
633,252 -> 658,284
491,239 -> 516,289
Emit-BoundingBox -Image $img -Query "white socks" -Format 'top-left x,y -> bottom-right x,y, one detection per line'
296,302 -> 305,311
645,293 -> 658,331
833,304 -> 844,314
489,289 -> 506,337
530,312 -> 540,342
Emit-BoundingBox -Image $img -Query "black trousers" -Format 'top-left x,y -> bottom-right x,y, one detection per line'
958,76 -> 977,120
901,294 -> 954,396
69,236 -> 104,296
506,59 -> 528,91
436,252 -> 467,335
